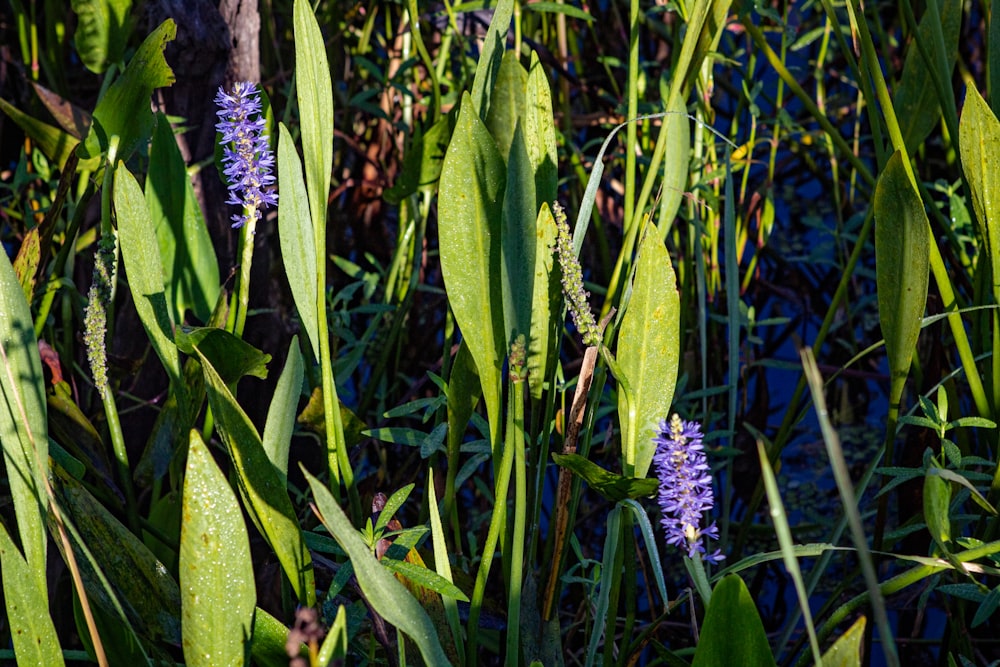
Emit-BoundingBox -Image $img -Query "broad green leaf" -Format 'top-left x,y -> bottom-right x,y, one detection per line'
960,85 -> 1000,299
174,326 -> 270,384
439,92 -> 506,448
304,469 -> 453,666
79,19 -> 176,160
0,249 -> 48,598
821,615 -> 866,667
0,97 -> 100,171
873,150 -> 930,409
924,465 -> 953,549
196,349 -> 316,606
71,0 -> 133,74
552,453 -> 657,501
617,222 -> 681,477
294,0 -> 334,245
691,574 -> 777,667
114,163 -> 182,385
180,430 -> 255,667
52,467 -> 181,644
524,51 -> 558,208
277,123 -> 320,360
251,608 -> 296,667
486,51 -> 527,161
263,336 -> 304,481
894,0 -> 961,154
146,112 -> 219,325
501,123 -> 537,348
656,94 -> 690,238
527,203 -> 561,401
0,519 -> 64,667
470,0 -> 514,120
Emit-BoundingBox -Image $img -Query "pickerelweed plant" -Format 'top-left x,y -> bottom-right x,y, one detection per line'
9,0 -> 1000,666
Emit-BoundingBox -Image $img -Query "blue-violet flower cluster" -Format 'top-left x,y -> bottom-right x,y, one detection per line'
653,414 -> 724,563
215,82 -> 277,228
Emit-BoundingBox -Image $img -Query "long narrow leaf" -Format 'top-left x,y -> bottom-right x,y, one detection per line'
0,249 -> 49,599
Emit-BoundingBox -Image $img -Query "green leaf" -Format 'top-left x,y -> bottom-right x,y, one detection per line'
552,453 -> 657,501
250,608 -> 295,667
617,222 -> 681,477
894,0 -> 961,153
485,51 -> 527,161
293,0 -> 334,245
196,349 -> 316,606
71,0 -> 133,74
316,605 -> 349,665
972,585 -> 1000,627
263,336 -> 304,481
145,112 -> 219,325
0,249 -> 49,598
383,113 -> 456,204
691,574 -> 777,667
470,0 -> 514,120
438,92 -> 507,444
304,469 -> 454,665
0,97 -> 100,171
924,465 -> 952,549
821,615 -> 866,667
960,85 -> 1000,299
174,326 -> 270,384
524,51 -> 558,208
873,150 -> 930,409
656,94 -> 691,238
521,2 -> 593,21
0,519 -> 64,666
52,468 -> 181,645
180,430 -> 255,667
527,203 -> 561,401
380,558 -> 470,602
932,466 -> 998,515
374,483 -> 415,534
114,162 -> 182,386
79,19 -> 176,160
501,123 -> 536,347
277,123 -> 320,360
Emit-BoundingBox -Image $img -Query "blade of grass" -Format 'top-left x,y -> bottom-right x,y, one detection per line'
755,440 -> 822,666
800,347 -> 898,667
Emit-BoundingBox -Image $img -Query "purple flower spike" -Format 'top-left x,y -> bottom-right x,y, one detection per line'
653,414 -> 724,563
215,82 -> 278,229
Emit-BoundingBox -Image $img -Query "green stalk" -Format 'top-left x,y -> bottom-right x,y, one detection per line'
506,363 -> 527,666
96,140 -> 139,535
467,373 -> 516,665
623,0 -> 639,230
227,208 -> 258,339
